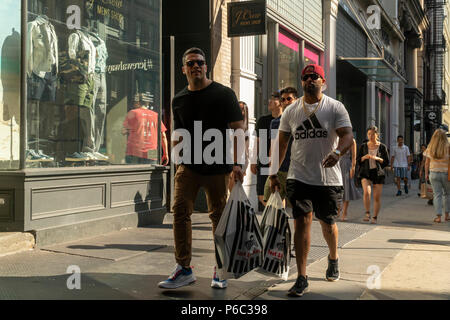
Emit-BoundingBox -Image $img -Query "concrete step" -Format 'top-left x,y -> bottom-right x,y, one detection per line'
0,232 -> 35,257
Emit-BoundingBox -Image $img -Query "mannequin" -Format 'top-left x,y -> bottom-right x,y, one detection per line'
26,10 -> 58,162
64,26 -> 97,162
87,23 -> 109,160
122,94 -> 168,165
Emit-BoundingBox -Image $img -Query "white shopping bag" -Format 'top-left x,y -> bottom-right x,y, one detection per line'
257,191 -> 291,280
214,182 -> 264,279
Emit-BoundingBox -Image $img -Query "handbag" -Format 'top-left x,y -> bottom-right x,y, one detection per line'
420,180 -> 433,200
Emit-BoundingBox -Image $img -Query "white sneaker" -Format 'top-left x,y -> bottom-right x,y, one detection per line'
158,264 -> 196,289
211,266 -> 228,289
93,152 -> 109,160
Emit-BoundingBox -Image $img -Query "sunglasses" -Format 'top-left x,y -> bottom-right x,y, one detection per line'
186,59 -> 205,67
302,73 -> 320,81
281,97 -> 294,102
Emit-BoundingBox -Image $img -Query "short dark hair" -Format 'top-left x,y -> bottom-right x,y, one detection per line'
280,87 -> 298,98
182,47 -> 206,65
397,135 -> 404,140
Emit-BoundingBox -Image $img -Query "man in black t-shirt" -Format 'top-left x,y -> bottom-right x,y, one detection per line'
250,91 -> 282,208
158,47 -> 245,290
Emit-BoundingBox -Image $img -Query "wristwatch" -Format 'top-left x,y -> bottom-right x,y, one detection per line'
333,149 -> 341,157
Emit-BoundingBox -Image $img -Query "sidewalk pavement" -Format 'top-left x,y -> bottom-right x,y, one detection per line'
0,180 -> 448,300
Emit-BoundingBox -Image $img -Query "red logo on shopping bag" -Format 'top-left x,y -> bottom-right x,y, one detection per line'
267,249 -> 284,259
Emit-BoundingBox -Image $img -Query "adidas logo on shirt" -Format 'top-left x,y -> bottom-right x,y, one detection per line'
294,114 -> 328,140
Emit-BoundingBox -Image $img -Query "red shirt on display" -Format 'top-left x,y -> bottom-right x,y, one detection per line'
123,108 -> 167,159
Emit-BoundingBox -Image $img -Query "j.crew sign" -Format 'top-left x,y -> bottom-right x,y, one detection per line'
228,1 -> 266,37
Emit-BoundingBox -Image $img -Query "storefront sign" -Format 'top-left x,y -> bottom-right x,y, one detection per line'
86,0 -> 125,29
107,59 -> 154,73
227,1 -> 266,37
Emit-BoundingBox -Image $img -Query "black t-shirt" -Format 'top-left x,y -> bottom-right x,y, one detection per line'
255,114 -> 274,168
172,81 -> 243,175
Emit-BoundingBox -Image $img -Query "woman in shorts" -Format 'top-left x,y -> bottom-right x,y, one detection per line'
356,126 -> 390,224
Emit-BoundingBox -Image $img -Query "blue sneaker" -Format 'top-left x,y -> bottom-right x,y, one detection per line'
404,185 -> 408,194
158,264 -> 196,289
211,266 -> 228,289
396,190 -> 402,196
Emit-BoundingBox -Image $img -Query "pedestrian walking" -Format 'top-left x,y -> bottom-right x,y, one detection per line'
269,64 -> 354,297
250,92 -> 283,208
158,47 -> 245,290
356,126 -> 390,224
424,129 -> 450,223
337,138 -> 361,221
391,135 -> 412,196
264,87 -> 298,257
263,87 -> 298,207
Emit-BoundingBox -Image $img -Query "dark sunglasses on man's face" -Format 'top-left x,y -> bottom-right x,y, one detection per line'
186,59 -> 205,67
302,73 -> 320,81
281,97 -> 294,102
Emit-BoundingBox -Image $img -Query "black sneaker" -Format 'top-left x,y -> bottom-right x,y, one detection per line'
326,256 -> 340,281
287,275 -> 309,297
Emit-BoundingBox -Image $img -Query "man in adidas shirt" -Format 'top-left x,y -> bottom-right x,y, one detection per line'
269,64 -> 354,297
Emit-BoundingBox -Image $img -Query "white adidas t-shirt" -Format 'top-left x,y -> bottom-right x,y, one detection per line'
278,94 -> 352,186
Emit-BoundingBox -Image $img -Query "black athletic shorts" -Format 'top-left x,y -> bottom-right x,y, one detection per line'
360,168 -> 385,185
286,179 -> 343,225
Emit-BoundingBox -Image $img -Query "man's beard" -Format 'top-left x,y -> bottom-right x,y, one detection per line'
303,83 -> 321,95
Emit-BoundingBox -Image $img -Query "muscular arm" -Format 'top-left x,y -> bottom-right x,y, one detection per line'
323,127 -> 353,168
229,120 -> 246,183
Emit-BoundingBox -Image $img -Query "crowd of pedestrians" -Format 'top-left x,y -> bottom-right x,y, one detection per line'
158,46 -> 449,297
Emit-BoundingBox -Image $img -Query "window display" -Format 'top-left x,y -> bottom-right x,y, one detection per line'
25,0 -> 163,167
278,30 -> 299,90
0,1 -> 21,169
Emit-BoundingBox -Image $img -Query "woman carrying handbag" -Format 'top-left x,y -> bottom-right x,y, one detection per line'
356,126 -> 390,224
424,129 -> 450,223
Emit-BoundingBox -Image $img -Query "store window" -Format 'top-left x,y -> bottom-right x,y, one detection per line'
278,30 -> 299,90
25,0 -> 164,168
0,1 -> 21,169
304,45 -> 320,66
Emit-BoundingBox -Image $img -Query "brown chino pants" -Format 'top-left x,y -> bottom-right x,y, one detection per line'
172,165 -> 230,267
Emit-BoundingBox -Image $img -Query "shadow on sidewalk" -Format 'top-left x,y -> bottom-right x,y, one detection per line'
0,273 -> 275,300
388,239 -> 450,247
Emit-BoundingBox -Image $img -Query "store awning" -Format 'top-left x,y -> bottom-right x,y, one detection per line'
337,55 -> 407,83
